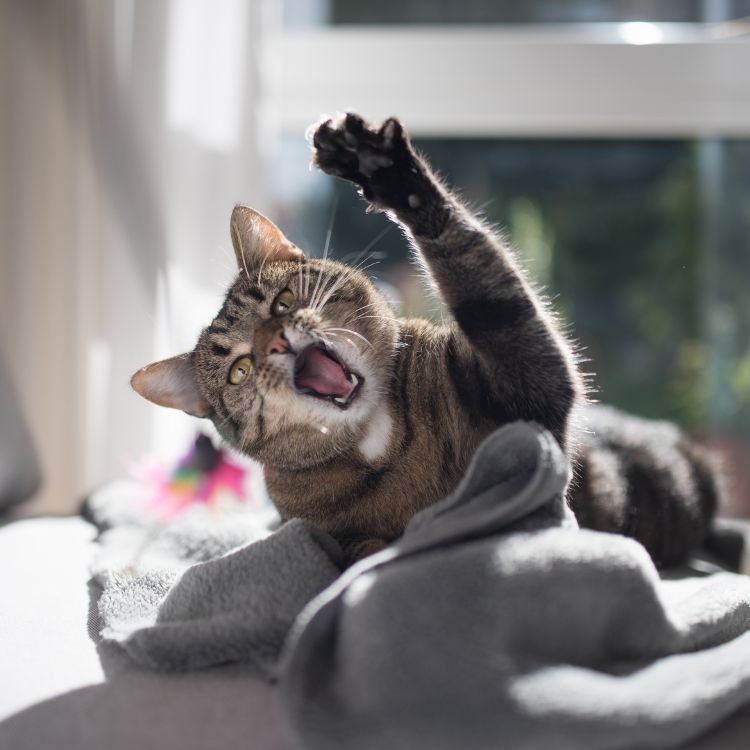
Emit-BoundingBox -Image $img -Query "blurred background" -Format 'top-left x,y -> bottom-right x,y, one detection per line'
1,0 -> 749,516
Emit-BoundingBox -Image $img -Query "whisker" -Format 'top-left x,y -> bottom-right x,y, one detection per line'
347,261 -> 382,282
317,260 -> 381,312
341,223 -> 394,268
316,332 -> 337,349
312,246 -> 383,314
346,256 -> 382,277
313,266 -> 355,312
321,330 -> 359,353
324,327 -> 373,349
311,269 -> 340,312
310,269 -> 327,311
352,300 -> 384,315
305,259 -> 312,298
322,194 -> 338,263
348,314 -> 396,324
310,265 -> 328,310
310,195 -> 339,306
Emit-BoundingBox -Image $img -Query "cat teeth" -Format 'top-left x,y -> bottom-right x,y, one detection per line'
332,374 -> 359,406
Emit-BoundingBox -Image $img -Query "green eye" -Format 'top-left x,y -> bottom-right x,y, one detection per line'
228,356 -> 252,385
271,289 -> 294,317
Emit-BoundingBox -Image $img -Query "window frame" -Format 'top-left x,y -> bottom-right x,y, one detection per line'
265,21 -> 750,138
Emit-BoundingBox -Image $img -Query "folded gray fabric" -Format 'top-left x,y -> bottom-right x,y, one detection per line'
90,485 -> 343,676
101,520 -> 342,674
279,423 -> 750,750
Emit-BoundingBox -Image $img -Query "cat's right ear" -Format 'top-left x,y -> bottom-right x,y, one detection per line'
230,205 -> 304,270
130,354 -> 212,418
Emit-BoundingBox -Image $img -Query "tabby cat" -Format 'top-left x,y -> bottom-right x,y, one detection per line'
131,113 -> 720,565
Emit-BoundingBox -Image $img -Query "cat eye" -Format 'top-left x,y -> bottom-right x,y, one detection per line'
271,289 -> 294,317
228,356 -> 252,385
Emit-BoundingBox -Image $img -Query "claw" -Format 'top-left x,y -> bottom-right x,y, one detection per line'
344,112 -> 366,134
305,118 -> 326,145
310,118 -> 335,149
380,117 -> 402,147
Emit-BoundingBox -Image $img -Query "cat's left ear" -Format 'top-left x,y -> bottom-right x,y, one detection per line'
130,354 -> 212,418
230,205 -> 304,270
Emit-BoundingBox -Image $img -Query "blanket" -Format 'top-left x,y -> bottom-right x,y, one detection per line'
91,423 -> 750,749
88,484 -> 341,675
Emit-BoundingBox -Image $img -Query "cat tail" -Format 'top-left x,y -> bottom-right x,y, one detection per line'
569,405 -> 722,568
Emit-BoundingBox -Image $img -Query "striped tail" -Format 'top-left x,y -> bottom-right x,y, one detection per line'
569,405 -> 722,567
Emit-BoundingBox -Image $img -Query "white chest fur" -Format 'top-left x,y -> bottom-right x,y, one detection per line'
358,408 -> 394,463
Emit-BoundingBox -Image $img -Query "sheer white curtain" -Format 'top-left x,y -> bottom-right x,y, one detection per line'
0,0 -> 275,514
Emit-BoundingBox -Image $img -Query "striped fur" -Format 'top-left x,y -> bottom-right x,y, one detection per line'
132,114 -> 719,566
573,405 -> 720,567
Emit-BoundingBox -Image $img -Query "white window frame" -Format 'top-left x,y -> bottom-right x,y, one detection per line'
265,21 -> 750,137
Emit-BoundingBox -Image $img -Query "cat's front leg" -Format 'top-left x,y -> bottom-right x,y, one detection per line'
311,113 -> 450,238
312,113 -> 581,450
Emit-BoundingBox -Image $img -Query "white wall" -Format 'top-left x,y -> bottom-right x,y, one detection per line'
0,0 -> 272,515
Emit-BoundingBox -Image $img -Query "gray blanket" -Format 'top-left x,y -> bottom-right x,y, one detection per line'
89,487 -> 341,676
91,423 -> 750,749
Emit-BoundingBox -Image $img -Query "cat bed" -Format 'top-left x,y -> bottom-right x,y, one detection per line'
4,422 -> 750,749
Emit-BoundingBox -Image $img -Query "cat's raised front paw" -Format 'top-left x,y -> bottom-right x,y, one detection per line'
310,113 -> 419,209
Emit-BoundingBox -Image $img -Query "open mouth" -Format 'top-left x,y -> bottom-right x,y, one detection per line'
293,344 -> 364,409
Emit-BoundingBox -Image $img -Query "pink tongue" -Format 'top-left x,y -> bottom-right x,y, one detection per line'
295,348 -> 353,398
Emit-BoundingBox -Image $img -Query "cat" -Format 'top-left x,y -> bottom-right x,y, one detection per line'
131,113 -> 720,565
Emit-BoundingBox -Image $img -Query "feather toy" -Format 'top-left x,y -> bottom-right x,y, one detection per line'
133,433 -> 250,518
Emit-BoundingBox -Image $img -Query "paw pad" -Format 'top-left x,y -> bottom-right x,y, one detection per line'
311,113 -> 409,184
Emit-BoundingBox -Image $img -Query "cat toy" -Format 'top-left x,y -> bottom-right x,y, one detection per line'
134,433 -> 251,519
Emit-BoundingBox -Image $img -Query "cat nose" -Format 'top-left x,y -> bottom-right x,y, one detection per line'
266,329 -> 290,356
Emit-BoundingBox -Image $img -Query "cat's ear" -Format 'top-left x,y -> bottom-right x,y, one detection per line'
230,205 -> 304,270
130,354 -> 212,418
